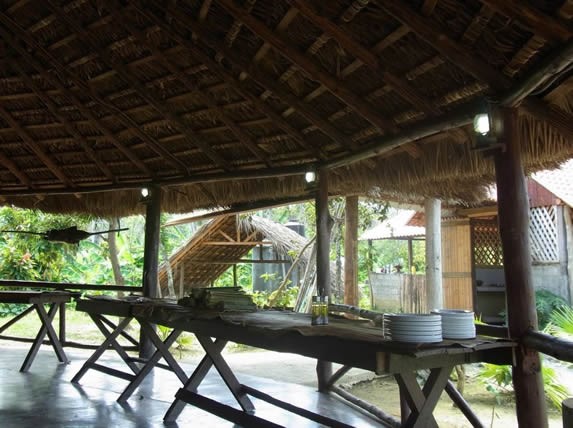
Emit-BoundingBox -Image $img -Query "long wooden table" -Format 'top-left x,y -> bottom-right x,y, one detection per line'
76,297 -> 515,427
0,291 -> 73,372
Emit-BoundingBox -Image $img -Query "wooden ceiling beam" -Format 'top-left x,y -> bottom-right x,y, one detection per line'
9,57 -> 115,182
479,0 -> 572,42
216,0 -> 398,134
0,106 -> 74,187
198,0 -> 213,21
240,7 -> 299,81
45,0 -> 228,171
0,17 -> 152,176
0,148 -> 32,188
120,21 -> 324,162
117,9 -> 273,168
142,3 -> 343,156
375,0 -> 511,92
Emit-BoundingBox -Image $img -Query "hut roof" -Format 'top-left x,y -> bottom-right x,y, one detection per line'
532,159 -> 573,207
158,214 -> 309,296
1,1 -> 573,215
359,210 -> 425,240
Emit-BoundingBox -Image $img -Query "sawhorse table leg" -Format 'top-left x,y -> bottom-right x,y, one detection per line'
117,321 -> 188,402
164,336 -> 254,422
395,366 -> 452,428
71,315 -> 139,384
20,303 -> 68,372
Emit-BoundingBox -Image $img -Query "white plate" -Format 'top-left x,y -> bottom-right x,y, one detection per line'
385,314 -> 441,322
390,326 -> 442,333
443,333 -> 475,340
389,334 -> 443,343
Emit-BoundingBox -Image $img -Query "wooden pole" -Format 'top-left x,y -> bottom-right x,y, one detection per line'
407,238 -> 413,273
315,168 -> 332,390
316,169 -> 331,297
425,198 -> 443,311
344,196 -> 359,308
494,107 -> 547,427
563,398 -> 573,428
140,185 -> 161,359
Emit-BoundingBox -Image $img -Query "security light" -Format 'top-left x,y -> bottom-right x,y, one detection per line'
473,113 -> 490,135
304,171 -> 316,183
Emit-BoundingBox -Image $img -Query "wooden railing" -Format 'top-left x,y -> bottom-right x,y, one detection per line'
0,279 -> 143,350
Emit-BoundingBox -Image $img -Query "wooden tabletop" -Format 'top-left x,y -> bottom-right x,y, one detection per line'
76,297 -> 516,374
0,290 -> 73,304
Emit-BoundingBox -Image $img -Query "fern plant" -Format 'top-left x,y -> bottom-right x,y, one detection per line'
546,305 -> 573,339
479,362 -> 570,410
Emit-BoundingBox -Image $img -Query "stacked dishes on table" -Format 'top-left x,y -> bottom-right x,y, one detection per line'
431,309 -> 476,339
384,313 -> 442,343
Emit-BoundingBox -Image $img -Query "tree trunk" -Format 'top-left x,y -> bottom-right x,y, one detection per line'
108,217 -> 125,288
344,196 -> 359,308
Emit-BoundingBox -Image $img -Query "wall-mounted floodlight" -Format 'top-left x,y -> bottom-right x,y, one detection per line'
472,103 -> 504,152
304,171 -> 316,183
141,188 -> 150,198
473,113 -> 490,135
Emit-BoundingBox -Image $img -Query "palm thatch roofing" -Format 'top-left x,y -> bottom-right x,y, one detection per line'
1,1 -> 573,215
157,214 -> 310,296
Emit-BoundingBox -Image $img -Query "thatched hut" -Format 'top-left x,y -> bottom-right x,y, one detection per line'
1,1 -> 573,425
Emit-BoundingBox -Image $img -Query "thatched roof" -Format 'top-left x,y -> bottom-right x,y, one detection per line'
158,214 -> 310,296
1,1 -> 573,215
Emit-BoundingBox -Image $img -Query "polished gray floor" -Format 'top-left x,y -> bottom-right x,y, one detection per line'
0,344 -> 381,427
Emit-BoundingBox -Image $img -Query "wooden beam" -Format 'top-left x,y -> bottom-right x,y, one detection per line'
0,106 -> 74,187
501,38 -> 573,106
375,0 -> 511,91
456,206 -> 498,218
479,0 -> 572,42
9,57 -> 114,182
115,9 -> 273,168
285,0 -> 440,117
144,3 -> 347,154
323,101 -> 480,169
0,164 -> 308,197
494,107 -> 547,427
216,0 -> 398,134
0,16 -> 152,176
45,1 -> 228,171
0,149 -> 32,188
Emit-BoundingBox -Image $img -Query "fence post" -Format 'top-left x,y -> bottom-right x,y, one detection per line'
564,398 -> 573,428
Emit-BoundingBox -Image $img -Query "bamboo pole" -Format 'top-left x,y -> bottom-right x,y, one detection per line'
494,107 -> 547,427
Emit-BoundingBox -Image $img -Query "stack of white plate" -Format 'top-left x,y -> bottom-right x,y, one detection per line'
431,309 -> 476,339
384,313 -> 442,343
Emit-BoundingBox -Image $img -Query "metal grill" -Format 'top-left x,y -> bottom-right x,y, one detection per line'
529,206 -> 559,263
472,219 -> 503,267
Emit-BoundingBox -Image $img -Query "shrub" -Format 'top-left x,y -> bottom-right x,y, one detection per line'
536,289 -> 567,329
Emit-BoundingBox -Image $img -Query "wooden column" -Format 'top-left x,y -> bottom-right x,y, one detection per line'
494,107 -> 547,427
425,197 -> 443,311
316,169 -> 331,297
563,398 -> 573,427
315,168 -> 332,390
407,238 -> 414,273
344,196 -> 359,308
140,185 -> 161,359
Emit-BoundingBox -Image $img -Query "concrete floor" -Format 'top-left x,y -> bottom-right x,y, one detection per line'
0,344 -> 382,427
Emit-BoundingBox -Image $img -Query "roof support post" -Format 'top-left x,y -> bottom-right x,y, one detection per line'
425,197 -> 442,311
494,107 -> 548,427
140,185 -> 162,359
344,195 -> 359,309
315,168 -> 332,390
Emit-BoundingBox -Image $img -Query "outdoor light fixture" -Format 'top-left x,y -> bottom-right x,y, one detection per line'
473,113 -> 490,135
472,102 -> 504,152
304,170 -> 316,183
141,188 -> 149,198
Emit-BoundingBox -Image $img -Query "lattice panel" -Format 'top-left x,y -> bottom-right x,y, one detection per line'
529,206 -> 559,263
472,220 -> 503,267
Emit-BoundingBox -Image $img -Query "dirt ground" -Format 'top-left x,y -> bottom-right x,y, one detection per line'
345,369 -> 565,428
